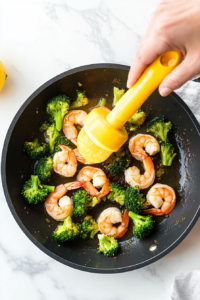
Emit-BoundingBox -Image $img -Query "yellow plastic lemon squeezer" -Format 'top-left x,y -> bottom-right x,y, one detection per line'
77,50 -> 183,163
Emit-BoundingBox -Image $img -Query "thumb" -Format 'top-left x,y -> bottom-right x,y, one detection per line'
159,56 -> 195,96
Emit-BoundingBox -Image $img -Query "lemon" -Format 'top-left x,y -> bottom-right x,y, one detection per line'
0,60 -> 6,91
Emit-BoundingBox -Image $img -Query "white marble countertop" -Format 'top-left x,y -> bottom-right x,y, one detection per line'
1,1 -> 200,299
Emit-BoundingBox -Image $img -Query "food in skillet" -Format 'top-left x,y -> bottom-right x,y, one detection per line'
22,88 -> 177,257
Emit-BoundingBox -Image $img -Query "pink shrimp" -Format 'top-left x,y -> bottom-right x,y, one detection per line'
98,208 -> 129,238
45,181 -> 83,221
143,183 -> 176,216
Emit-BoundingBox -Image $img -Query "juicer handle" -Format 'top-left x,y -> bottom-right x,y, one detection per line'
106,50 -> 183,130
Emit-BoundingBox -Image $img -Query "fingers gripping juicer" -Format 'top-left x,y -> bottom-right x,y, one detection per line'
77,50 -> 183,163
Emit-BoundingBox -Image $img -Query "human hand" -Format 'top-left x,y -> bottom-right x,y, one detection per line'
127,0 -> 200,96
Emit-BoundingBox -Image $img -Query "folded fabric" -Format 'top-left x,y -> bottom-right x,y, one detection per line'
175,80 -> 200,123
171,270 -> 200,300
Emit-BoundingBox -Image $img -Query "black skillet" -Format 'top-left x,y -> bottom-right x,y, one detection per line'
1,64 -> 200,273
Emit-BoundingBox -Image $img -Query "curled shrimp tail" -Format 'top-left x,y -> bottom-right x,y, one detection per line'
64,181 -> 83,190
121,209 -> 129,228
116,209 -> 129,239
58,145 -> 71,152
143,208 -> 164,216
99,179 -> 110,198
83,182 -> 99,197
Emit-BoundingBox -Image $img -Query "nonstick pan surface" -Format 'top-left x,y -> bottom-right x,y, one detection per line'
1,64 -> 200,273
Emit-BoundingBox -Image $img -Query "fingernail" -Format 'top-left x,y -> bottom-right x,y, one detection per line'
127,77 -> 131,88
159,88 -> 172,97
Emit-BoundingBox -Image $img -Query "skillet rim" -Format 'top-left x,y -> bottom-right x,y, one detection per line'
1,63 -> 200,273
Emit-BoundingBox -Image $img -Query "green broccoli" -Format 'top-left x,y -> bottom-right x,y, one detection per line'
105,148 -> 131,174
52,216 -> 80,242
87,196 -> 101,208
22,175 -> 55,204
125,108 -> 146,132
35,156 -> 53,181
99,97 -> 107,106
125,186 -> 151,214
46,94 -> 70,131
54,136 -> 70,152
80,216 -> 99,239
128,211 -> 154,239
39,122 -> 50,132
98,234 -> 119,257
70,90 -> 89,109
24,138 -> 49,160
46,123 -> 61,154
107,182 -> 125,206
147,116 -> 172,141
161,142 -> 177,166
72,188 -> 101,217
72,188 -> 92,217
113,86 -> 125,106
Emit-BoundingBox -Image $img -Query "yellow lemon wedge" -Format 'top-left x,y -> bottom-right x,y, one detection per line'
0,60 -> 6,91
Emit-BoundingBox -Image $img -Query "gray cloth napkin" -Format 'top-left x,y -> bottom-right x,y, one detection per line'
170,81 -> 200,299
171,270 -> 200,300
175,80 -> 200,123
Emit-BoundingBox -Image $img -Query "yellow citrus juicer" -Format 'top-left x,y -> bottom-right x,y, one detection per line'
77,50 -> 183,163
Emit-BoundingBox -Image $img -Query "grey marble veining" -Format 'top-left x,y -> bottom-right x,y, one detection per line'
0,1 -> 200,300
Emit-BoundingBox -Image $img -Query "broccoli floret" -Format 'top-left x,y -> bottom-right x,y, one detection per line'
72,189 -> 101,217
125,186 -> 145,214
105,148 -> 131,175
52,216 -> 80,242
147,116 -> 172,141
99,97 -> 107,106
72,188 -> 92,217
22,175 -> 55,204
113,87 -> 125,106
54,136 -> 70,152
125,108 -> 146,132
46,123 -> 61,154
98,234 -> 119,257
35,156 -> 53,181
161,142 -> 177,166
87,196 -> 101,208
46,94 -> 70,131
107,183 -> 125,206
24,138 -> 49,160
70,90 -> 89,109
39,122 -> 50,132
80,216 -> 99,239
128,211 -> 154,239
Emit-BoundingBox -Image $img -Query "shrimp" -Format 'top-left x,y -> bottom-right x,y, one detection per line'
53,145 -> 77,177
125,156 -> 155,189
63,110 -> 87,145
73,148 -> 94,165
77,166 -> 110,198
143,183 -> 176,216
45,181 -> 83,221
129,134 -> 160,161
98,208 -> 129,238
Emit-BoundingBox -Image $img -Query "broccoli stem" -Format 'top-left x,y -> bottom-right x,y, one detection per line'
49,140 -> 54,154
33,138 -> 39,147
101,236 -> 111,248
99,98 -> 106,106
128,211 -> 144,226
54,111 -> 63,131
64,216 -> 72,228
31,175 -> 39,191
163,153 -> 177,166
42,185 -> 55,193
